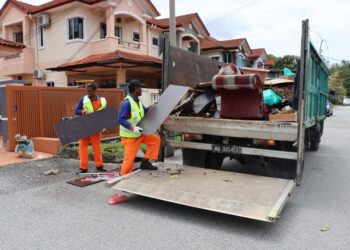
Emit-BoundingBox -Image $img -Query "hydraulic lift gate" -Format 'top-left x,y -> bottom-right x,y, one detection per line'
111,163 -> 295,222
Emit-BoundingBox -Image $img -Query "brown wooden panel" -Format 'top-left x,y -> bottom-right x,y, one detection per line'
167,46 -> 219,88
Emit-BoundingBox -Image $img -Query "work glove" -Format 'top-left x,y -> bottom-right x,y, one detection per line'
133,126 -> 143,134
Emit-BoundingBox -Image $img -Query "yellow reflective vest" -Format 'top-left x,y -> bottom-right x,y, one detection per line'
119,95 -> 145,138
83,95 -> 107,114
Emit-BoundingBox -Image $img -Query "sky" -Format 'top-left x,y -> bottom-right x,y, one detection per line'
1,0 -> 349,64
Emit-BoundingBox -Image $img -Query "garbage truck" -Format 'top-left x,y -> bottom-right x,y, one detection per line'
109,19 -> 329,222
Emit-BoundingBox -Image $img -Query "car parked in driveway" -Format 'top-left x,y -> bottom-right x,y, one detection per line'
343,98 -> 350,106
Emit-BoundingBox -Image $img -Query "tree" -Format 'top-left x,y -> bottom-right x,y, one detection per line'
268,54 -> 299,71
329,72 -> 347,104
330,61 -> 350,98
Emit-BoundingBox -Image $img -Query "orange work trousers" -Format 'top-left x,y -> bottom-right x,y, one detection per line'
120,134 -> 161,176
79,133 -> 103,170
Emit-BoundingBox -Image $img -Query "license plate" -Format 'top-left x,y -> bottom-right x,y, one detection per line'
212,145 -> 242,154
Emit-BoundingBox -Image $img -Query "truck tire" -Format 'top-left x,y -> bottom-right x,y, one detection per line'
205,153 -> 224,170
309,124 -> 321,151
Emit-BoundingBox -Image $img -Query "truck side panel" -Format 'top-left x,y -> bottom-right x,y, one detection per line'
304,43 -> 329,128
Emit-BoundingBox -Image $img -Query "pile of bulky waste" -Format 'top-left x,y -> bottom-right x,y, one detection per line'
171,64 -> 298,122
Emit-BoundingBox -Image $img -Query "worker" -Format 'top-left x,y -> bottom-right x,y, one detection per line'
74,83 -> 107,174
119,80 -> 160,176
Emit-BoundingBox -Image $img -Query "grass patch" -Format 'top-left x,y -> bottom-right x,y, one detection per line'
59,140 -> 148,163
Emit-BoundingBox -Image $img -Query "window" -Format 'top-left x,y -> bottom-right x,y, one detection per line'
211,56 -> 220,62
38,26 -> 44,48
14,32 -> 23,43
152,37 -> 159,47
115,26 -> 122,43
100,23 -> 106,39
236,54 -> 246,68
132,31 -> 140,42
188,41 -> 198,53
68,17 -> 84,40
223,52 -> 232,63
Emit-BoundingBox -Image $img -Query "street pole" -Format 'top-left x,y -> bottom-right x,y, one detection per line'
169,0 -> 176,46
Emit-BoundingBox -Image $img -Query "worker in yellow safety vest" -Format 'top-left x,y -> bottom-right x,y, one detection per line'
118,80 -> 160,176
74,83 -> 107,174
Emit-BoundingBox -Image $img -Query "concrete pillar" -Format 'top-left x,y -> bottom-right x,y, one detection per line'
22,17 -> 30,46
106,7 -> 115,38
140,22 -> 147,52
116,68 -> 126,87
2,26 -> 6,40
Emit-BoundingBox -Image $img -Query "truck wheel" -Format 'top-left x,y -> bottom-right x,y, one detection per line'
309,125 -> 321,151
205,153 -> 224,170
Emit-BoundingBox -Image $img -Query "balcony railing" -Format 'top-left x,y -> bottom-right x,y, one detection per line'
120,40 -> 141,50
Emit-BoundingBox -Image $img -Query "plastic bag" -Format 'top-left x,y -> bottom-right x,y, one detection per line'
263,89 -> 282,106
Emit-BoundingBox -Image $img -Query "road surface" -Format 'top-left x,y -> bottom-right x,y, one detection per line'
0,106 -> 349,249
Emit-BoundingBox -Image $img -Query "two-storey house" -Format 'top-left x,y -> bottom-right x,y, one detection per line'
147,13 -> 210,54
0,0 -> 164,87
200,36 -> 252,68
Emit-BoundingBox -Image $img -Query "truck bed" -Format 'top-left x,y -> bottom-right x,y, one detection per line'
163,116 -> 298,141
110,163 -> 295,222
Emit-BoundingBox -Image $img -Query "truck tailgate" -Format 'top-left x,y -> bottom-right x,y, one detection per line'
110,163 -> 295,222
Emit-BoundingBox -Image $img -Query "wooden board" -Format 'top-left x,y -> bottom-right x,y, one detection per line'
269,113 -> 297,122
167,46 -> 219,88
139,85 -> 189,135
54,107 -> 118,145
110,163 -> 295,222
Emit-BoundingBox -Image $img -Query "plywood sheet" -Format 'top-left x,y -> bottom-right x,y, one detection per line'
54,107 -> 118,145
139,85 -> 189,135
167,46 -> 219,87
111,163 -> 295,222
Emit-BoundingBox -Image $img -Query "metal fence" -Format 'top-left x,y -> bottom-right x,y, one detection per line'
6,86 -> 124,150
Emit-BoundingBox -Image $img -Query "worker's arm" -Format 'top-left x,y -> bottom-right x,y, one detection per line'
118,100 -> 134,130
74,97 -> 84,116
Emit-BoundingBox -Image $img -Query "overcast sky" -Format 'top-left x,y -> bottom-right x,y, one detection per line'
1,0 -> 348,64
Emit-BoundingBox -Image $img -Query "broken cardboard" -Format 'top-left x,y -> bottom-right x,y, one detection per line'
54,107 -> 119,145
139,85 -> 190,135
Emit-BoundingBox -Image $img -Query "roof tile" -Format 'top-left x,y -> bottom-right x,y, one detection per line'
55,50 -> 162,69
0,38 -> 25,48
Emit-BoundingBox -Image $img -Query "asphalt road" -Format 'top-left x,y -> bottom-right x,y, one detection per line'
0,106 -> 350,249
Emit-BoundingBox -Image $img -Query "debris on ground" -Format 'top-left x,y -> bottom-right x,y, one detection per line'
108,194 -> 128,205
223,179 -> 233,183
320,225 -> 331,232
44,169 -> 60,175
